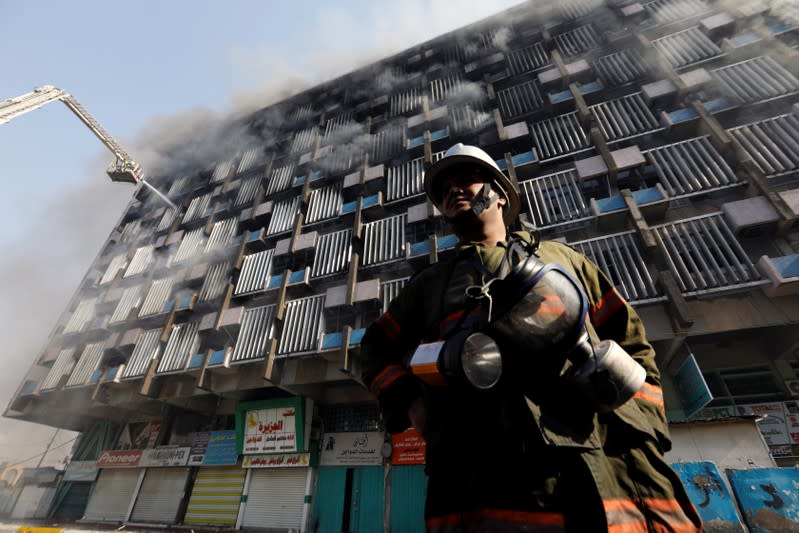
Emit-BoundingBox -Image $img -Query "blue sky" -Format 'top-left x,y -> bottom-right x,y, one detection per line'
0,0 -> 521,466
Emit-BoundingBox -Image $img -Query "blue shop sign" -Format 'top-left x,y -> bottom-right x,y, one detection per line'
674,353 -> 713,419
189,430 -> 238,466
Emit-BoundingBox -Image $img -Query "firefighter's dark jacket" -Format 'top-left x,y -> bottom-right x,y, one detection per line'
361,232 -> 669,457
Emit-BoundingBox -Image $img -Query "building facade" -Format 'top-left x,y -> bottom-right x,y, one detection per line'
6,0 -> 799,530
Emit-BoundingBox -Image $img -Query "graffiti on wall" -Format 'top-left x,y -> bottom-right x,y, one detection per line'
671,462 -> 745,533
726,468 -> 799,533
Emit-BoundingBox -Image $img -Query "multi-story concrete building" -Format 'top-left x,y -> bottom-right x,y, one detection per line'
5,0 -> 799,530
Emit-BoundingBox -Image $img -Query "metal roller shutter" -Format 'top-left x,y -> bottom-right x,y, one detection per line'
241,468 -> 307,530
83,469 -> 141,522
184,466 -> 246,526
11,486 -> 55,519
312,467 -> 347,532
129,468 -> 190,523
390,466 -> 427,533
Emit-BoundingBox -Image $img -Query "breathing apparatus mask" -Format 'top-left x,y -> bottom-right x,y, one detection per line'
409,243 -> 646,412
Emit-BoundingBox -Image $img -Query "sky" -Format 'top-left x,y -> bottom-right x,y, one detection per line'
0,0 -> 522,469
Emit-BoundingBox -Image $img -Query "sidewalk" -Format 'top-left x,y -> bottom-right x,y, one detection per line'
0,522 -> 234,533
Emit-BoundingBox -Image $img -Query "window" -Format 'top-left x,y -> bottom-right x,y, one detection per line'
652,213 -> 762,295
386,157 -> 424,202
572,231 -> 662,303
643,136 -> 738,197
362,214 -> 407,266
231,305 -> 277,363
278,294 -> 325,355
321,403 -> 380,432
156,323 -> 200,374
311,229 -> 352,278
529,112 -> 590,161
519,169 -> 590,229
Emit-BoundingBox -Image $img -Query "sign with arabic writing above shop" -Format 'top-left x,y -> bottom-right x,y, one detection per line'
189,430 -> 238,466
391,429 -> 426,465
319,432 -> 384,466
139,447 -> 191,467
235,397 -> 307,455
242,452 -> 311,469
243,406 -> 299,454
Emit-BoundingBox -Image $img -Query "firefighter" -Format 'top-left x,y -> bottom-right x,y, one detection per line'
359,143 -> 702,532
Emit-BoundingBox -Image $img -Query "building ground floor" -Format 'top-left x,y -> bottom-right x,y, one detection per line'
29,418 -> 796,533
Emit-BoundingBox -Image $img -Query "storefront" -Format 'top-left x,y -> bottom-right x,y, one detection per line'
10,485 -> 56,520
128,447 -> 191,523
82,450 -> 143,522
184,430 -> 244,527
240,454 -> 311,530
313,431 -> 385,533
51,460 -> 99,520
82,447 -> 192,524
9,467 -> 60,520
235,397 -> 315,531
389,429 -> 427,533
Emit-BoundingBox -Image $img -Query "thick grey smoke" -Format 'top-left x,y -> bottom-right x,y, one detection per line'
2,0 -> 525,465
0,151 -> 131,465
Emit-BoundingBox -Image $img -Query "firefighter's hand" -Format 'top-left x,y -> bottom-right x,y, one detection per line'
408,396 -> 426,434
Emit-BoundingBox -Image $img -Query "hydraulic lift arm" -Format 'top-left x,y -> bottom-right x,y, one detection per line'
0,85 -> 176,209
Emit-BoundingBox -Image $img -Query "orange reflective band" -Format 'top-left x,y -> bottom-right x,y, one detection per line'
426,509 -> 564,528
643,498 -> 701,533
603,499 -> 641,512
376,311 -> 401,342
590,287 -> 626,328
607,522 -> 649,533
411,362 -> 448,387
605,498 -> 700,533
604,498 -> 647,532
641,498 -> 682,511
634,382 -> 665,412
370,364 -> 409,397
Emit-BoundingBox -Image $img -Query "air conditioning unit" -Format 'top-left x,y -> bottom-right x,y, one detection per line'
785,380 -> 799,397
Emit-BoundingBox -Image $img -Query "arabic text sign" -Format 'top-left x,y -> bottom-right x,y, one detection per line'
97,449 -> 142,468
735,403 -> 791,446
189,430 -> 238,466
243,407 -> 298,454
391,429 -> 426,465
320,432 -> 383,466
242,453 -> 310,469
785,400 -> 799,444
139,447 -> 191,467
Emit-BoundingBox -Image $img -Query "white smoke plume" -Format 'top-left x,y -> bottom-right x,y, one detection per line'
1,0 -> 526,465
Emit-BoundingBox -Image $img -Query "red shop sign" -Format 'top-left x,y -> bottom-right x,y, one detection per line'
96,449 -> 143,468
391,429 -> 426,465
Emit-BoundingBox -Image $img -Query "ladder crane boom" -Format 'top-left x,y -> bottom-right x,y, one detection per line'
60,95 -> 136,169
0,85 -> 66,125
0,85 -> 177,209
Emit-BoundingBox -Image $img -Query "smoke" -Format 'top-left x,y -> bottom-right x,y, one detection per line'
0,150 -> 131,465
491,27 -> 513,52
1,0 -> 526,464
131,110 -> 263,184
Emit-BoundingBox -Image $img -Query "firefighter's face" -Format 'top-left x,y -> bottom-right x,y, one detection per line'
438,168 -> 486,218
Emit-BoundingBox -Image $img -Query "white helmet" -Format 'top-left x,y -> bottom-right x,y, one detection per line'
424,143 -> 521,225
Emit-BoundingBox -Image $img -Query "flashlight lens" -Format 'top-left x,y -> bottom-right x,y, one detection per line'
461,332 -> 502,389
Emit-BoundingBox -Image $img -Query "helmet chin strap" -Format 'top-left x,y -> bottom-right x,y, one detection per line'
444,183 -> 500,224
